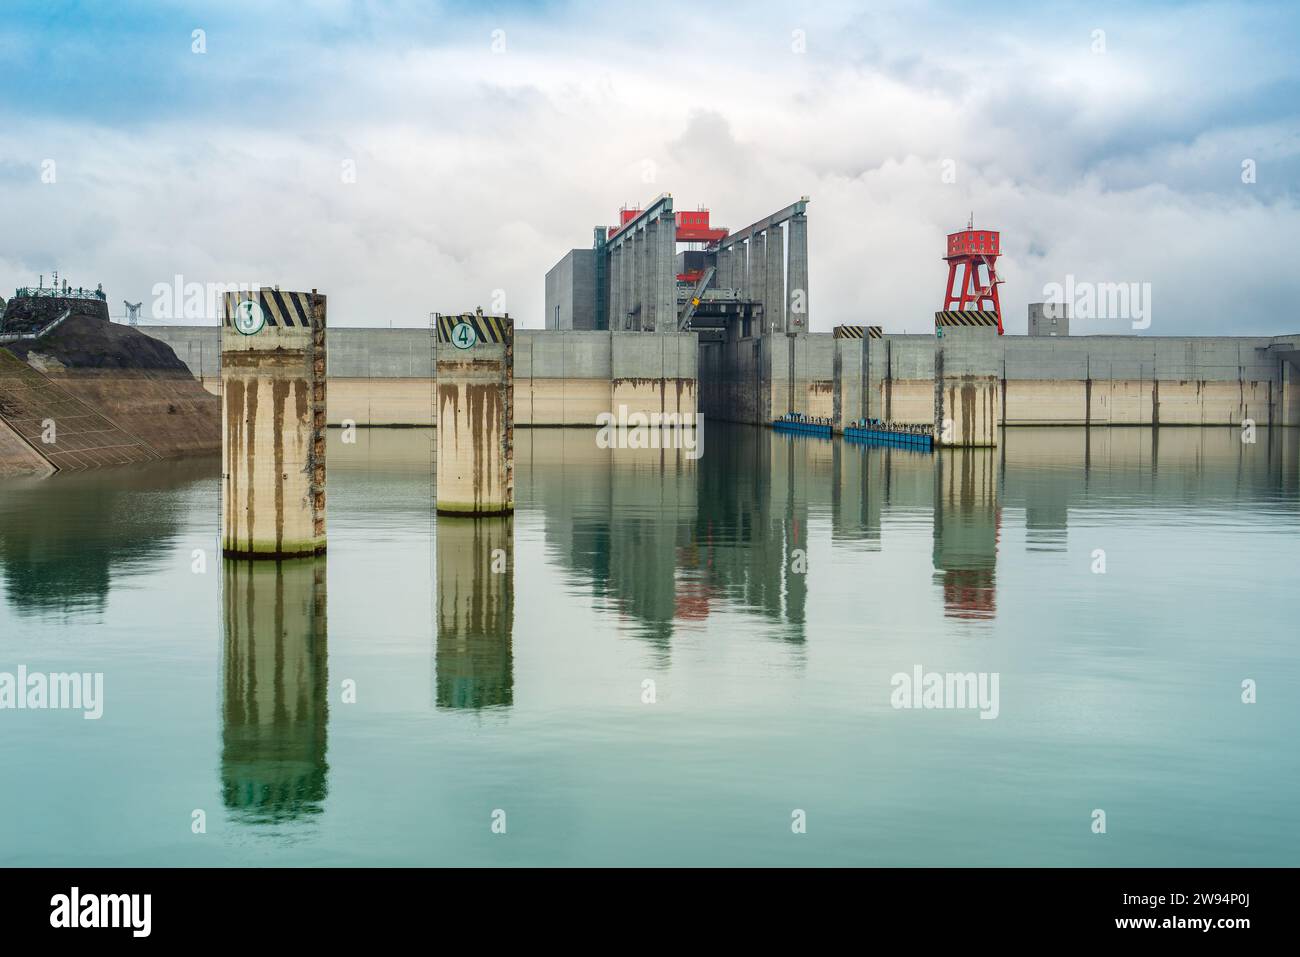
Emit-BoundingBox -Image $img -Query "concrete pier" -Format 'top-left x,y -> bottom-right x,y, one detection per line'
1279,342 -> 1300,426
765,225 -> 785,333
639,218 -> 655,330
633,226 -> 647,331
435,517 -> 514,709
620,241 -> 633,331
610,244 -> 625,331
735,240 -> 749,300
933,312 -> 1002,447
221,557 -> 329,822
435,311 -> 514,516
654,213 -> 676,333
749,232 -> 768,330
221,289 -> 327,558
717,246 -> 733,293
787,214 -> 809,330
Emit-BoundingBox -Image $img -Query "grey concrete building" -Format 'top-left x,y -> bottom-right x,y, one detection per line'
545,249 -> 598,330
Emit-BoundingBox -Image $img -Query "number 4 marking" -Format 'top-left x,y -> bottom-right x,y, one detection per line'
450,321 -> 477,349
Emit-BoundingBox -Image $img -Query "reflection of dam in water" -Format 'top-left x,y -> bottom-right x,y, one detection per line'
713,424 -> 809,634
4,420 -> 1296,866
933,449 -> 1000,620
333,424 -> 1300,651
518,427 -> 809,653
221,558 -> 329,824
435,517 -> 514,709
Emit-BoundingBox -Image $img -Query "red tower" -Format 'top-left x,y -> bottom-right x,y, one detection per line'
942,216 -> 1004,334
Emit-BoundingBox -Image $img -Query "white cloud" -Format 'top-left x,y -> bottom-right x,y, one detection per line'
0,0 -> 1296,335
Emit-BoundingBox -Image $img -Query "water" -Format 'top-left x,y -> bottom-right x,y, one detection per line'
1,425 -> 1297,866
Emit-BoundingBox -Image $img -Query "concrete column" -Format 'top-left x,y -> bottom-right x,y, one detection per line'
436,516 -> 513,709
716,246 -> 731,293
644,219 -> 659,333
642,221 -> 655,328
861,333 -> 871,421
633,226 -> 647,331
1283,357 -> 1300,427
656,210 -> 677,334
609,245 -> 622,332
749,231 -> 767,331
621,235 -> 635,331
622,239 -> 631,332
222,557 -> 328,822
765,224 -> 785,333
832,336 -> 842,429
221,288 -> 327,558
436,311 -> 513,514
830,336 -> 865,430
735,239 -> 749,300
933,317 -> 1002,447
787,214 -> 809,330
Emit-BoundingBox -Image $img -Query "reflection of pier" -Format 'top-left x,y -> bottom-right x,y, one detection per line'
932,449 -> 1000,620
435,517 -> 514,709
221,558 -> 329,824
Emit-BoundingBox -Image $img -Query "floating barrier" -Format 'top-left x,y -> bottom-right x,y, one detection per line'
772,412 -> 833,437
772,413 -> 934,450
844,419 -> 934,452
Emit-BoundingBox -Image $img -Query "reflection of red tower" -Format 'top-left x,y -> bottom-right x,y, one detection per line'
942,216 -> 1003,334
674,543 -> 712,621
939,504 -> 1002,620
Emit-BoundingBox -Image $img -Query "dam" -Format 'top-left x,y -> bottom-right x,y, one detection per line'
4,197 -> 1297,484
137,323 -> 1300,431
127,197 -> 1299,436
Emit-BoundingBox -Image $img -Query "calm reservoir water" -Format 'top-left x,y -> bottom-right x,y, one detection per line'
1,425 -> 1297,866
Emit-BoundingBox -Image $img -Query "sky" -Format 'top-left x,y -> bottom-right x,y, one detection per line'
0,0 -> 1297,335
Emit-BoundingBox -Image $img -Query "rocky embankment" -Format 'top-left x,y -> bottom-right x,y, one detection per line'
0,296 -> 220,475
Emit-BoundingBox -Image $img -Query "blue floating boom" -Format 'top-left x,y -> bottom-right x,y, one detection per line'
843,423 -> 933,452
772,416 -> 833,437
771,414 -> 933,450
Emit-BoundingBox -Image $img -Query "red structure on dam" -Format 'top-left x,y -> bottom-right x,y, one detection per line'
941,217 -> 1004,334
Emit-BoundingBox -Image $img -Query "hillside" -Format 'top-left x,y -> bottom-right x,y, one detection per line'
0,295 -> 220,473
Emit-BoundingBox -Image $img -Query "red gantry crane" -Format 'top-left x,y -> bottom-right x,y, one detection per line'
942,214 -> 1004,334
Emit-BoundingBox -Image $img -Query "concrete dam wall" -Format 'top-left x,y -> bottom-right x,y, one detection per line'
143,326 -> 698,428
701,331 -> 1300,429
140,324 -> 1300,430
